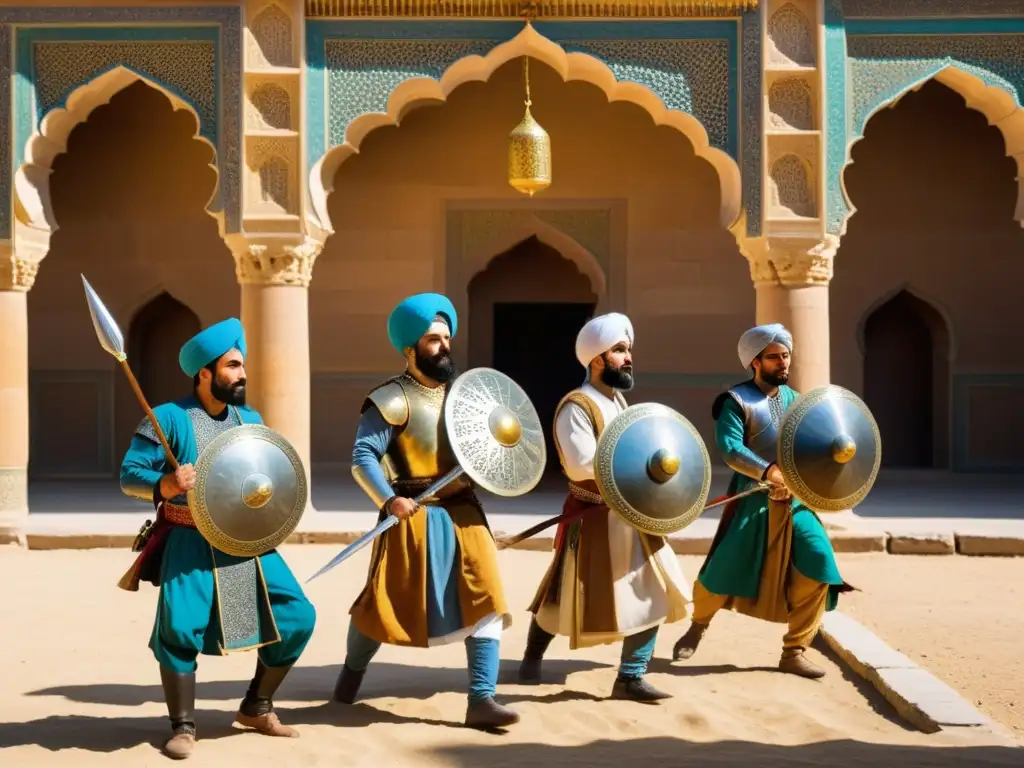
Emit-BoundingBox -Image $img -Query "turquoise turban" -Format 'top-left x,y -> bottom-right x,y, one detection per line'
387,293 -> 457,354
178,318 -> 247,377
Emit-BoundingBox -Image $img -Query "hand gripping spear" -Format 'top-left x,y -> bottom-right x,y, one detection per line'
80,274 -> 180,471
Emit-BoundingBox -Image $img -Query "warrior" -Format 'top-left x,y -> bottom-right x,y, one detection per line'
518,313 -> 691,702
119,318 -> 317,760
331,293 -> 518,730
671,323 -> 852,678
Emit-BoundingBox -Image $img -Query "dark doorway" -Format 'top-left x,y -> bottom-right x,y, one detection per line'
117,293 -> 201,451
863,290 -> 947,468
492,301 -> 596,476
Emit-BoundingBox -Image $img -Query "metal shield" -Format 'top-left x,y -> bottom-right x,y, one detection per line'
187,424 -> 308,557
777,385 -> 882,513
444,367 -> 546,497
594,403 -> 713,536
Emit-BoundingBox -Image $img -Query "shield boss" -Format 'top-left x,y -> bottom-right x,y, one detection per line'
444,367 -> 546,496
595,403 -> 712,536
778,385 -> 882,513
188,424 -> 308,557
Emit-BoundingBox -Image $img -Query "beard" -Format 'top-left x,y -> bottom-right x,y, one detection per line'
211,375 -> 247,406
759,369 -> 789,387
415,347 -> 457,384
600,357 -> 634,391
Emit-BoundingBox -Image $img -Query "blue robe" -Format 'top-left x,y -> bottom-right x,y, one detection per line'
119,396 -> 316,674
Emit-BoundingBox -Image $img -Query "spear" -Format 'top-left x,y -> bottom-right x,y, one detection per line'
81,274 -> 180,470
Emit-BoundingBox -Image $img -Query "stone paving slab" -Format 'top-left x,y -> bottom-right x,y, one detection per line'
888,532 -> 956,555
819,611 -> 1018,745
956,534 -> 1024,556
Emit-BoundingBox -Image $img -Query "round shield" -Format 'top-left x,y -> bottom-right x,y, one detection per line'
444,367 -> 546,497
594,403 -> 712,536
187,424 -> 308,557
777,385 -> 882,513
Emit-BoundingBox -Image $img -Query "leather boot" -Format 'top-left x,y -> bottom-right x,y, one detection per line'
779,648 -> 826,679
671,621 -> 708,661
235,660 -> 299,737
159,667 -> 196,760
517,617 -> 554,684
465,697 -> 521,730
332,663 -> 366,704
610,676 -> 672,703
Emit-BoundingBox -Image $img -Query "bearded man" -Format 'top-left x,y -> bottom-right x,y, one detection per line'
332,293 -> 518,730
518,313 -> 691,702
119,318 -> 317,760
671,323 -> 852,679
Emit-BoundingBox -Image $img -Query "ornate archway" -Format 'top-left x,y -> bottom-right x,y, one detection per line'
837,65 -> 1024,235
13,66 -> 224,256
308,23 -> 743,235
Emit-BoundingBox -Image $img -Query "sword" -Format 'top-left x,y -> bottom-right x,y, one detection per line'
495,480 -> 772,549
305,465 -> 465,584
81,274 -> 179,470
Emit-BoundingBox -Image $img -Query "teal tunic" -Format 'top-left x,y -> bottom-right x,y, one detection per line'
698,388 -> 846,611
119,396 -> 316,674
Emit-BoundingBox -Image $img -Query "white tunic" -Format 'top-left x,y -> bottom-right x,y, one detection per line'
536,383 -> 692,646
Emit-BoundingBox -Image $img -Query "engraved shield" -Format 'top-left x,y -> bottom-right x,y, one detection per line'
777,385 -> 882,513
594,403 -> 713,536
444,367 -> 546,496
188,424 -> 307,557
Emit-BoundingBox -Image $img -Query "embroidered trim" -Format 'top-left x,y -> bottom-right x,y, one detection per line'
162,503 -> 197,528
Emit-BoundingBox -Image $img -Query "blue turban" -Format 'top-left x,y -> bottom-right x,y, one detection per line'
387,293 -> 458,354
178,318 -> 247,377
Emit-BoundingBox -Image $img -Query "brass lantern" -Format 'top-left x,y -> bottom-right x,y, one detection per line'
508,56 -> 551,196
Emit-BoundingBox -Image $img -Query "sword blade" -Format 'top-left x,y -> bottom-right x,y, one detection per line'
305,515 -> 400,584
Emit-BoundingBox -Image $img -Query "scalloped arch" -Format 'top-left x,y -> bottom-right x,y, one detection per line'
838,65 -> 1024,236
309,23 -> 742,234
14,66 -> 223,239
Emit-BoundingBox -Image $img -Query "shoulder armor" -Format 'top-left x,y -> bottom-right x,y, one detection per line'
712,380 -> 760,420
364,378 -> 409,427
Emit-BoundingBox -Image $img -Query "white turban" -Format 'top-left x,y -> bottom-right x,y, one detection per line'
576,312 -> 634,368
737,323 -> 793,369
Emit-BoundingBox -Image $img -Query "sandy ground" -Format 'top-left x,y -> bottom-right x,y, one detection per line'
0,545 -> 1019,767
835,553 -> 1024,737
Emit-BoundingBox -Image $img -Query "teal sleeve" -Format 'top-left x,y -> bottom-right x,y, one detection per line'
715,397 -> 771,480
120,434 -> 168,503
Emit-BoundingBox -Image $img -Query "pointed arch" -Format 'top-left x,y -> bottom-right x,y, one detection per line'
309,23 -> 742,234
13,67 -> 223,242
855,283 -> 955,362
839,65 -> 1024,235
464,215 -> 606,298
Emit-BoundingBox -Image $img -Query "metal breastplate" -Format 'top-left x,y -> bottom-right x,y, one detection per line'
150,405 -> 240,506
728,381 -> 785,464
381,375 -> 458,483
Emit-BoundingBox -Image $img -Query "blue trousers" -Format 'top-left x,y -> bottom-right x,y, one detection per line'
346,622 -> 500,702
526,617 -> 658,679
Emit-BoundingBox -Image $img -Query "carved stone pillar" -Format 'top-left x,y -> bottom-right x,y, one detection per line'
229,236 -> 323,504
743,236 -> 838,394
0,238 -> 45,519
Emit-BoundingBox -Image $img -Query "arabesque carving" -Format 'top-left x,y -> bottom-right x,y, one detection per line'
741,235 -> 839,286
767,3 -> 815,68
232,237 -> 325,287
0,227 -> 51,291
248,3 -> 294,69
768,77 -> 814,130
248,82 -> 293,130
768,153 -> 815,217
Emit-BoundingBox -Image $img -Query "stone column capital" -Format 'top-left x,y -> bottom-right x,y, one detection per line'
228,235 -> 326,288
739,235 -> 839,288
0,227 -> 52,292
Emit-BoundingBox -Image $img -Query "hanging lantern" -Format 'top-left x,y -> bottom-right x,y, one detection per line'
508,56 -> 551,196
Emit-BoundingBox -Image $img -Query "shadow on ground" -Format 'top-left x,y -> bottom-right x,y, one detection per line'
431,737 -> 1021,766
23,660 -> 607,707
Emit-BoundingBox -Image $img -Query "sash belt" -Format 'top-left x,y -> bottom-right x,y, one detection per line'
162,502 -> 197,528
568,482 -> 604,505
